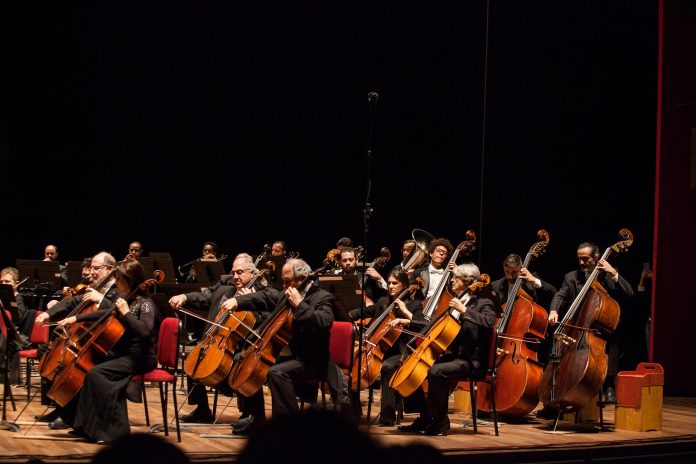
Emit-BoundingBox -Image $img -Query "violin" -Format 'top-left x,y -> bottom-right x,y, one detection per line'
39,269 -> 117,381
47,270 -> 165,407
538,229 -> 633,411
351,279 -> 422,392
389,274 -> 490,398
181,269 -> 271,386
477,230 -> 550,417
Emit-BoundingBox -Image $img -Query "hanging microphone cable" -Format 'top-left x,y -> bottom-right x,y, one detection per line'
478,0 -> 492,265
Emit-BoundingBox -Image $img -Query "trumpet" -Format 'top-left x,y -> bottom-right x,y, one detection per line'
177,253 -> 228,276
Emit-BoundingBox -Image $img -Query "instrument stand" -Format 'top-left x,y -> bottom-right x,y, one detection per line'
1,309 -> 20,432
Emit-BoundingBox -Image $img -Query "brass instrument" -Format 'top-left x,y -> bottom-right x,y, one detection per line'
402,228 -> 435,271
177,253 -> 228,276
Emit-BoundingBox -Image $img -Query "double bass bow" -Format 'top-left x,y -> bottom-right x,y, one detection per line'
47,270 -> 165,407
389,274 -> 491,398
180,268 -> 271,386
538,228 -> 633,411
477,230 -> 550,417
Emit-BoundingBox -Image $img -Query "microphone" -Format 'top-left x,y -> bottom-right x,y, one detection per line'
367,91 -> 379,103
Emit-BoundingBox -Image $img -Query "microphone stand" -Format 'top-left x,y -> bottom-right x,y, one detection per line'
357,91 -> 378,419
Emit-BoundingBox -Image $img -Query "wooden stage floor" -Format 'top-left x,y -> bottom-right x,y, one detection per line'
1,381 -> 695,464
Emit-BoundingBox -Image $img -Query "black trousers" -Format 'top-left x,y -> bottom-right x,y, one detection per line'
426,357 -> 476,424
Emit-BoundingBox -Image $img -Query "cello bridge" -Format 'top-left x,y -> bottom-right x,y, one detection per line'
553,333 -> 576,345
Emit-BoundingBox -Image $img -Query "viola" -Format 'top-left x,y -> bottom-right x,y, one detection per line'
47,271 -> 165,407
538,229 -> 633,411
39,269 -> 117,381
181,269 -> 271,386
227,264 -> 328,397
477,230 -> 550,417
351,279 -> 422,392
389,275 -> 490,398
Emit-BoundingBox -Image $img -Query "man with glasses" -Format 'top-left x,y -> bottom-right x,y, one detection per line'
169,254 -> 273,427
411,238 -> 455,301
34,252 -> 119,429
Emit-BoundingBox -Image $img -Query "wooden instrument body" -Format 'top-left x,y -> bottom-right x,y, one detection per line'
389,311 -> 461,398
227,308 -> 294,397
538,281 -> 620,410
477,289 -> 548,416
184,310 -> 255,386
351,310 -> 401,391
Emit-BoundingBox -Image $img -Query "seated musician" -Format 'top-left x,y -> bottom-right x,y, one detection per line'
491,254 -> 557,312
338,247 -> 387,303
220,258 -> 350,423
1,266 -> 36,338
349,267 -> 425,426
547,241 -> 633,403
34,252 -> 119,429
53,259 -> 159,445
169,253 -> 274,433
398,263 -> 496,436
411,238 -> 455,301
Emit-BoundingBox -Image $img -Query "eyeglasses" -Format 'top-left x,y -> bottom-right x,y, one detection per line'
231,269 -> 251,276
90,265 -> 111,271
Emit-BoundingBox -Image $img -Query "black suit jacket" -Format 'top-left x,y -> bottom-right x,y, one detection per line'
491,275 -> 557,311
446,294 -> 496,366
550,270 -> 634,320
184,282 -> 271,330
46,284 -> 120,321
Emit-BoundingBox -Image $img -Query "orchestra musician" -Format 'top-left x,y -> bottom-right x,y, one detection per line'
337,247 -> 387,304
43,243 -> 69,288
349,267 -> 425,426
183,241 -> 221,283
547,241 -> 633,403
127,242 -> 143,260
34,252 -> 119,429
54,259 -> 159,445
411,238 -> 456,300
398,263 -> 496,436
168,254 -> 273,431
491,254 -> 557,311
1,266 -> 35,338
220,258 -> 350,423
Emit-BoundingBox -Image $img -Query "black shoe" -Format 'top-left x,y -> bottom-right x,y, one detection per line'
378,417 -> 395,427
49,418 -> 69,430
230,414 -> 250,428
181,407 -> 213,424
35,409 -> 60,422
398,417 -> 427,433
604,387 -> 616,403
232,414 -> 256,434
68,428 -> 89,438
423,420 -> 449,436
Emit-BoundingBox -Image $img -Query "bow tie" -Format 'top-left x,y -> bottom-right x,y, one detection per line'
430,269 -> 444,275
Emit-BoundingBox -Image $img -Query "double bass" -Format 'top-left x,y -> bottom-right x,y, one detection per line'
389,275 -> 490,398
477,230 -> 550,417
538,229 -> 633,411
351,279 -> 423,392
227,264 -> 328,397
180,269 -> 271,386
39,269 -> 117,381
47,271 -> 164,407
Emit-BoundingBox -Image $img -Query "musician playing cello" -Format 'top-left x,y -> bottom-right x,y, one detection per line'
168,253 -> 273,432
220,258 -> 350,422
547,241 -> 633,403
52,259 -> 159,444
398,263 -> 496,436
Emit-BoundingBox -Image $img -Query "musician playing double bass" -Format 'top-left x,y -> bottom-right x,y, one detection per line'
547,241 -> 633,403
168,254 -> 273,430
491,254 -> 557,312
34,252 -> 120,429
220,258 -> 350,422
349,267 -> 425,426
398,263 -> 496,436
411,238 -> 456,301
52,259 -> 159,444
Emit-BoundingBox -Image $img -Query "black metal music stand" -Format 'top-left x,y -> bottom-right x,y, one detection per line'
15,259 -> 61,291
0,305 -> 21,432
138,256 -> 177,284
317,275 -> 363,322
191,261 -> 225,287
64,261 -> 85,287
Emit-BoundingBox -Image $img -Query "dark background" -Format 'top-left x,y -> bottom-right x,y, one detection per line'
1,1 -> 657,290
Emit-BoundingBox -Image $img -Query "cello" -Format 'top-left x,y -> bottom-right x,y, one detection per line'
477,230 -> 550,417
180,269 -> 271,386
227,264 -> 328,397
538,229 -> 633,411
39,268 -> 117,381
351,279 -> 423,392
389,275 -> 490,398
47,270 -> 164,407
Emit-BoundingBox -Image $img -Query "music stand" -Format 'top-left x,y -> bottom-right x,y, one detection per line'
15,260 -> 61,291
192,261 -> 225,287
148,252 -> 172,259
317,274 -> 363,322
65,261 -> 85,287
138,257 -> 177,284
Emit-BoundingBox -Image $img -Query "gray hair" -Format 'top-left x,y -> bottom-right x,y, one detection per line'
94,251 -> 117,267
235,253 -> 257,271
286,258 -> 311,279
453,263 -> 480,281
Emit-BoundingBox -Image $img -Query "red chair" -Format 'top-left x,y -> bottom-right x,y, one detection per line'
300,321 -> 354,410
18,311 -> 50,402
131,317 -> 182,442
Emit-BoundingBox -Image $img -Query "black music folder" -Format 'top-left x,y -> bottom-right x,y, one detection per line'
15,259 -> 62,291
65,261 -> 85,287
317,274 -> 362,322
148,251 -> 172,259
137,256 -> 177,284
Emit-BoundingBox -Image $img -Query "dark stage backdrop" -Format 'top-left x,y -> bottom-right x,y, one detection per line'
2,1 -> 661,375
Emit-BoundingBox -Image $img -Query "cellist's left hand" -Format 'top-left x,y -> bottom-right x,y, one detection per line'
286,287 -> 303,308
115,298 -> 130,316
519,267 -> 536,283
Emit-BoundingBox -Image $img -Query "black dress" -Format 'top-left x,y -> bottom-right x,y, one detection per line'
63,296 -> 158,443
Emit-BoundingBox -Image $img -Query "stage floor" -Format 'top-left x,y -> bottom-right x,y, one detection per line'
1,382 -> 695,463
